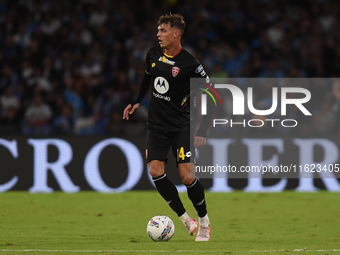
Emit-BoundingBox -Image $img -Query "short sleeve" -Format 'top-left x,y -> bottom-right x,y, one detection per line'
192,59 -> 211,84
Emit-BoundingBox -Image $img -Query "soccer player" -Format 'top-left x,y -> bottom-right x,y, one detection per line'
123,13 -> 213,241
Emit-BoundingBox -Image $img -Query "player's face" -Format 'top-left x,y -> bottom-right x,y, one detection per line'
157,23 -> 177,49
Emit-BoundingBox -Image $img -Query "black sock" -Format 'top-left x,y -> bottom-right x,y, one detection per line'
153,174 -> 186,217
186,179 -> 207,217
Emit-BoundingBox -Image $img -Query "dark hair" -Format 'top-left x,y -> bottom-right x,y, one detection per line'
157,13 -> 185,34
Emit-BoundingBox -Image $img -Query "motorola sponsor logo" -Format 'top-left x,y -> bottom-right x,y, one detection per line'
153,76 -> 171,101
154,76 -> 169,94
153,92 -> 171,101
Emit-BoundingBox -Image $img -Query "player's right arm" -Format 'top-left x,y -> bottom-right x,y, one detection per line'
123,50 -> 152,120
123,103 -> 140,120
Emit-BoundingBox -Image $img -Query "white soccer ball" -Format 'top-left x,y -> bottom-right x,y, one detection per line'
147,215 -> 175,241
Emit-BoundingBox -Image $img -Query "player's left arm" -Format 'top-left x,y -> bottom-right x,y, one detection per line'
195,88 -> 215,149
192,63 -> 216,149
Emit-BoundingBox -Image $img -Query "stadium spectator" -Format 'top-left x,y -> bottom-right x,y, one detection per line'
0,107 -> 21,134
53,104 -> 75,135
23,93 -> 52,135
0,86 -> 20,117
0,0 -> 338,135
93,85 -> 122,120
107,110 -> 125,135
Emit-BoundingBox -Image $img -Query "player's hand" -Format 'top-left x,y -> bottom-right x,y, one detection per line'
123,103 -> 140,120
194,136 -> 206,149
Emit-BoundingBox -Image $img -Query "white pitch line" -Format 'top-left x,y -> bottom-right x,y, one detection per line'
250,249 -> 340,252
0,249 -> 227,253
1,249 -> 340,253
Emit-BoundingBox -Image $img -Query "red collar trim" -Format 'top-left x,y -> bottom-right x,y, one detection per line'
163,47 -> 182,58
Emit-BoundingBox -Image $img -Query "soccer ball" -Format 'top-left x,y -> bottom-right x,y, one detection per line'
147,215 -> 175,241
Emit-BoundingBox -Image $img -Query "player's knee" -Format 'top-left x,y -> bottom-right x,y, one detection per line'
148,166 -> 164,178
181,176 -> 195,186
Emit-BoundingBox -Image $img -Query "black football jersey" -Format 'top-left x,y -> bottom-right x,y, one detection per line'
145,46 -> 210,131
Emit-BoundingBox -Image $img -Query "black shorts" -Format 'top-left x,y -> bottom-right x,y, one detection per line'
146,128 -> 195,166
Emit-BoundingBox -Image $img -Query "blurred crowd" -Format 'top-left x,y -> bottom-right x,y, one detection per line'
0,0 -> 339,136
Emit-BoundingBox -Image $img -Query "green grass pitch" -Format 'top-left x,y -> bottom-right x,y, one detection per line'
0,191 -> 339,255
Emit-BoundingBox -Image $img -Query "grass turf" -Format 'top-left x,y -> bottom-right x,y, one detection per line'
0,191 -> 339,255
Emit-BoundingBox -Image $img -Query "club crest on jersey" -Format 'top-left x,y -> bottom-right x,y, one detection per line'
172,66 -> 180,77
